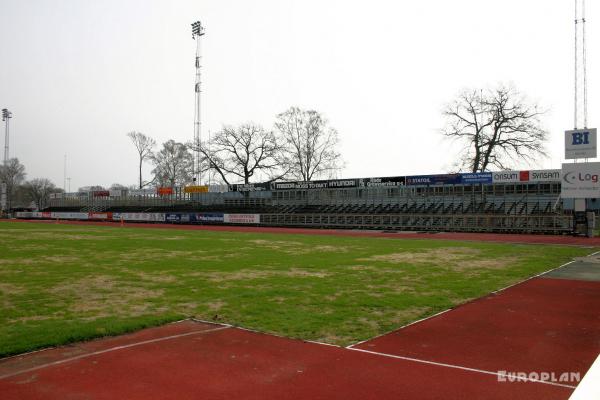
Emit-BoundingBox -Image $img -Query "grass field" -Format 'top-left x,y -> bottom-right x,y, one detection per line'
0,221 -> 594,357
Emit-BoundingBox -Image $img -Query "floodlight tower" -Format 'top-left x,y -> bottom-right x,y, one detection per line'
192,21 -> 205,185
2,108 -> 12,165
574,0 -> 588,129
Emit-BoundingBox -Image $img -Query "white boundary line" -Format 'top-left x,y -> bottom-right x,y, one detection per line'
569,353 -> 600,399
348,347 -> 576,389
0,326 -> 229,380
347,309 -> 452,348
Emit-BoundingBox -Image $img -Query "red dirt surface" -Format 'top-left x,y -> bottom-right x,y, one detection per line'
7,218 -> 600,246
0,321 -> 573,400
354,277 -> 600,381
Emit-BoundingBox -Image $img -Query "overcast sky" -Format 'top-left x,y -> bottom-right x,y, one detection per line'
0,0 -> 597,190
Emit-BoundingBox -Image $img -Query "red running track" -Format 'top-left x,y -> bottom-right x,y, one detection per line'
7,218 -> 600,246
0,320 -> 574,400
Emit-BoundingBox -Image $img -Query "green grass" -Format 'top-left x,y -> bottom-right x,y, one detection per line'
0,221 -> 594,357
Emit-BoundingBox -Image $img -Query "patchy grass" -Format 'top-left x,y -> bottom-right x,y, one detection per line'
0,221 -> 595,356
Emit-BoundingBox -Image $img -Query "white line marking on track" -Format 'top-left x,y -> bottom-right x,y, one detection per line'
347,347 -> 576,389
0,326 -> 229,380
569,353 -> 600,399
347,309 -> 453,348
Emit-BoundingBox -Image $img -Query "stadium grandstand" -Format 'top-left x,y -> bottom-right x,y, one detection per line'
15,168 -> 593,234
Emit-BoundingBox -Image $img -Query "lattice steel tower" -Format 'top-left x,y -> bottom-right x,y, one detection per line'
192,21 -> 205,184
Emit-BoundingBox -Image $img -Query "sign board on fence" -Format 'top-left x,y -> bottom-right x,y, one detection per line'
561,162 -> 600,198
460,173 -> 492,185
565,128 -> 597,159
157,187 -> 173,195
184,185 -> 209,193
492,170 -> 561,183
223,214 -> 260,224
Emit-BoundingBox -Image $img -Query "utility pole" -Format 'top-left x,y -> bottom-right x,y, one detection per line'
191,21 -> 205,185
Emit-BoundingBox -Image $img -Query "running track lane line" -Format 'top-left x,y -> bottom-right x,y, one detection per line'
0,325 -> 230,380
347,347 -> 577,390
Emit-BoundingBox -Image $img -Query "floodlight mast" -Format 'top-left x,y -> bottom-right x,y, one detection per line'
2,108 -> 12,165
192,21 -> 205,185
574,0 -> 588,129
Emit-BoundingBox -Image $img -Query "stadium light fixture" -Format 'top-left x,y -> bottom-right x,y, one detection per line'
192,21 -> 205,38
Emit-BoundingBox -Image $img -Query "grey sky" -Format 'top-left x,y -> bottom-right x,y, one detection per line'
0,0 -> 596,190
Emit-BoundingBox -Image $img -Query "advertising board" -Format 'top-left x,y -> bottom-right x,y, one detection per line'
184,186 -> 209,193
223,214 -> 260,224
561,162 -> 600,198
565,128 -> 597,159
406,174 -> 461,186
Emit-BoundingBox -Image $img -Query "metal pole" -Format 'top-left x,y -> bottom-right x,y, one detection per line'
2,108 -> 11,165
574,0 -> 578,129
192,21 -> 205,186
4,116 -> 8,164
63,154 -> 67,192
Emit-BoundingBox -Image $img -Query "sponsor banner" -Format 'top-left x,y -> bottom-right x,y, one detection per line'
88,212 -> 110,220
362,176 -> 405,187
230,183 -> 270,192
223,213 -> 260,224
165,213 -> 191,222
15,212 -> 34,218
272,179 -> 359,190
129,189 -> 155,196
194,213 -> 224,223
92,190 -> 110,197
561,162 -> 600,198
50,212 -> 89,220
112,213 -> 166,222
42,212 -> 52,219
166,213 -> 181,222
184,185 -> 209,193
208,185 -> 230,193
529,169 -> 561,182
565,128 -> 597,159
492,169 -> 561,183
460,173 -> 492,185
157,187 -> 174,195
406,174 -> 461,186
109,190 -> 122,197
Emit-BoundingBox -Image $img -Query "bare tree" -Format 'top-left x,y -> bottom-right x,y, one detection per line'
0,158 -> 26,210
23,178 -> 61,210
275,107 -> 342,181
151,140 -> 193,187
127,131 -> 156,189
442,84 -> 548,172
191,123 -> 285,185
